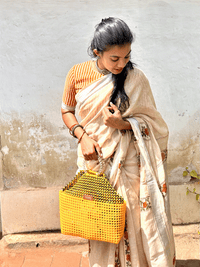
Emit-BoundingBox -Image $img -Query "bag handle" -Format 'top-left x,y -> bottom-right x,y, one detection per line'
83,154 -> 104,175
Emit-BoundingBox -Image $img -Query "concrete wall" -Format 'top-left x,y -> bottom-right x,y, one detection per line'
0,0 -> 200,233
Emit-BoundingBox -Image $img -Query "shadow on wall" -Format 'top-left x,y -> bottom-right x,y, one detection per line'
177,260 -> 200,267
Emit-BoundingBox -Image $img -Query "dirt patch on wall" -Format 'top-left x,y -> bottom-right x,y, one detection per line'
0,115 -> 78,189
0,113 -> 199,189
167,128 -> 200,184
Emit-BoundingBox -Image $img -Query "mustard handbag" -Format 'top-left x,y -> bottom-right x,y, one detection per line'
59,161 -> 126,244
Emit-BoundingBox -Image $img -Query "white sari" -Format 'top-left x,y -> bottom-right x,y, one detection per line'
75,68 -> 175,267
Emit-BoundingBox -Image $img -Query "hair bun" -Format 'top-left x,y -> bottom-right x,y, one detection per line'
88,17 -> 134,58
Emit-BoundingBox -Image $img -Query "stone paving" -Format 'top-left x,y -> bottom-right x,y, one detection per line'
0,245 -> 89,267
0,224 -> 199,267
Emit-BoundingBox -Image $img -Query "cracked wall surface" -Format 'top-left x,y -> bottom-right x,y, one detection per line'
0,115 -> 78,189
167,111 -> 200,184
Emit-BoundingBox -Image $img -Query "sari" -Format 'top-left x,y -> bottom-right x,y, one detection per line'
75,67 -> 176,267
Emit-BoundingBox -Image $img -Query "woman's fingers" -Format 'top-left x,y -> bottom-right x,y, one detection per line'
103,103 -> 120,119
102,103 -> 124,129
84,151 -> 98,161
110,102 -> 119,112
81,135 -> 101,161
95,143 -> 103,158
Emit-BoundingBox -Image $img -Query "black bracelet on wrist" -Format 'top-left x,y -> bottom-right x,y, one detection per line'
69,124 -> 84,138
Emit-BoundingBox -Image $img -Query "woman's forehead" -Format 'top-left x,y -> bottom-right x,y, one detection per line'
105,43 -> 131,56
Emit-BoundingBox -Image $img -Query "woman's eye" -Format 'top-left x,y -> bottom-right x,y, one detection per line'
111,55 -> 130,62
111,59 -> 119,62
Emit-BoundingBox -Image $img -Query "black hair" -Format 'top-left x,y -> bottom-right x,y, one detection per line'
88,17 -> 136,112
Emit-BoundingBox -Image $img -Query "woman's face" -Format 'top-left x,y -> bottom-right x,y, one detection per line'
94,43 -> 131,75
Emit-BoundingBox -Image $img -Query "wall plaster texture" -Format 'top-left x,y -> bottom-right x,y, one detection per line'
0,0 -> 200,232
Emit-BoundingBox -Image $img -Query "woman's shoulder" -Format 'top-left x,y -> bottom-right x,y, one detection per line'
66,60 -> 94,81
128,67 -> 150,86
125,67 -> 153,99
70,60 -> 93,73
130,67 -> 148,79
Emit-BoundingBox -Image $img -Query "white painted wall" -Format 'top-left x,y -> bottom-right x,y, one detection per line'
0,1 -> 200,187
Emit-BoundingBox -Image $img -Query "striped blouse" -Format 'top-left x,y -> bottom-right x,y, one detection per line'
62,60 -> 104,111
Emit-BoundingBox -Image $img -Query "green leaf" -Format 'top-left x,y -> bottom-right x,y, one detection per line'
193,188 -> 196,193
198,231 -> 200,235
183,171 -> 188,177
190,170 -> 198,178
186,167 -> 189,170
196,194 -> 199,201
186,189 -> 189,195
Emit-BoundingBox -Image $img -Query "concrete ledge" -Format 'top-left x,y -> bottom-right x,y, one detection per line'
173,224 -> 200,260
1,187 -> 62,235
169,181 -> 200,224
0,232 -> 88,250
1,182 -> 200,235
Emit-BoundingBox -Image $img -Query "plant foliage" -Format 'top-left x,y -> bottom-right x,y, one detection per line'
183,167 -> 200,204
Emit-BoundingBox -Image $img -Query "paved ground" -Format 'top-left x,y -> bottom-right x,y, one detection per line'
0,224 -> 199,267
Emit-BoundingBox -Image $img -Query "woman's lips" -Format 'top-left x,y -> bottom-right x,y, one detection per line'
115,68 -> 123,73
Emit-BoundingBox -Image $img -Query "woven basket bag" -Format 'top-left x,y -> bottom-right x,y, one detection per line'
59,165 -> 126,244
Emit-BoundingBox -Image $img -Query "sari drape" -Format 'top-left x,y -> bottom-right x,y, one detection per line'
75,68 -> 175,267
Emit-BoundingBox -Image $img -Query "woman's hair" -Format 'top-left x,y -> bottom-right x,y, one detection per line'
88,17 -> 136,112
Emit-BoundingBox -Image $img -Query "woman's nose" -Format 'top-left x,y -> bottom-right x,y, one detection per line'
117,59 -> 127,68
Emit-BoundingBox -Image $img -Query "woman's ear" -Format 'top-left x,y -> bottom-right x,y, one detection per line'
93,49 -> 101,58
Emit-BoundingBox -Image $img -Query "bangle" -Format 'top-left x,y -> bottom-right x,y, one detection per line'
78,130 -> 86,144
69,124 -> 77,137
69,124 -> 84,138
69,124 -> 77,132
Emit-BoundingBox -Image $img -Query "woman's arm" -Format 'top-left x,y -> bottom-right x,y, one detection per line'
61,109 -> 102,160
102,103 -> 132,130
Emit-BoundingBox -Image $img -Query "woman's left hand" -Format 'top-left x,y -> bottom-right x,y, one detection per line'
102,103 -> 131,130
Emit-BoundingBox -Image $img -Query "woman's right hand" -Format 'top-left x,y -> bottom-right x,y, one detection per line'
80,133 -> 102,161
60,110 -> 102,160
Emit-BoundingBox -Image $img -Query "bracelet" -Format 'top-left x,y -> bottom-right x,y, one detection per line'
69,124 -> 77,132
69,124 -> 84,138
69,124 -> 77,137
78,130 -> 86,144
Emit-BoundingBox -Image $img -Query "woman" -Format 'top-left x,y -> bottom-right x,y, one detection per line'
61,17 -> 175,267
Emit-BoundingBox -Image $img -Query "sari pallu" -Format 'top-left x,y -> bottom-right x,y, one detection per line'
75,68 -> 176,267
